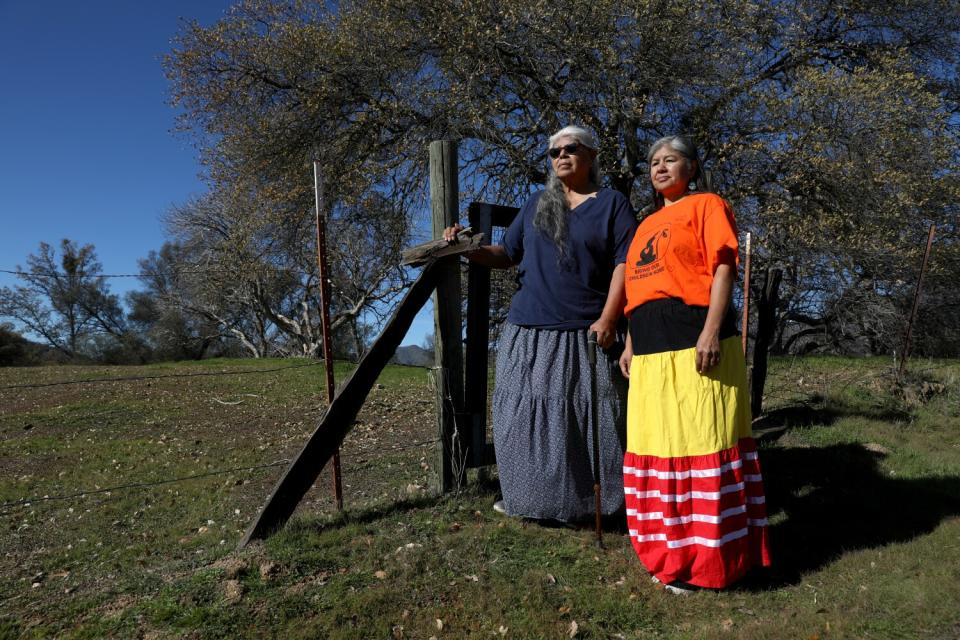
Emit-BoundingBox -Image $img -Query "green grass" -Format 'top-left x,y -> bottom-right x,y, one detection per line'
1,356 -> 958,638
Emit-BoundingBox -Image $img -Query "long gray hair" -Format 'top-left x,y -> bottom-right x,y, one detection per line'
534,125 -> 601,255
646,135 -> 710,213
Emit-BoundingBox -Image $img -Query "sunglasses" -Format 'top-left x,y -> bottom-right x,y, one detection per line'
548,142 -> 582,159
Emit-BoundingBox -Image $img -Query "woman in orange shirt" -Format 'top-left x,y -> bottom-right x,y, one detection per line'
619,136 -> 770,593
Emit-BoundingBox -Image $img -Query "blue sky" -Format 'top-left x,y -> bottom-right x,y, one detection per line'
0,0 -> 432,348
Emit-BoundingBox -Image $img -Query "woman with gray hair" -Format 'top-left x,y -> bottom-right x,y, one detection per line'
444,125 -> 636,522
620,135 -> 770,592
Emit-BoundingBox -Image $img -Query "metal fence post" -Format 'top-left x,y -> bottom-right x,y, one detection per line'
313,162 -> 344,511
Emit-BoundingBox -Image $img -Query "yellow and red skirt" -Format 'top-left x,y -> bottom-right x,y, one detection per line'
624,299 -> 770,588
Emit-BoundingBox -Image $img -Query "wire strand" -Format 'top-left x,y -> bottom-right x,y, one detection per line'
0,459 -> 291,511
0,361 -> 327,390
0,439 -> 440,514
0,263 -> 324,280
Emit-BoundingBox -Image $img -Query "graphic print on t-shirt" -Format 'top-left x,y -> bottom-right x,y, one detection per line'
629,224 -> 671,280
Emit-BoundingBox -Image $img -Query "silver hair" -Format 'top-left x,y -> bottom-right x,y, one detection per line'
535,125 -> 601,256
549,125 -> 602,185
646,135 -> 710,213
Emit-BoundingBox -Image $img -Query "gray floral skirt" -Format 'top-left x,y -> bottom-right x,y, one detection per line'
492,323 -> 627,522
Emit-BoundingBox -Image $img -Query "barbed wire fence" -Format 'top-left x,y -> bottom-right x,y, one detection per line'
1,221 -> 958,527
0,358 -> 441,531
0,243 -> 450,545
741,225 -> 959,420
0,433 -> 444,518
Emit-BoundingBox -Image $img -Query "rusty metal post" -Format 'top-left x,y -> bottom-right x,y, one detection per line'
313,161 -> 344,511
898,224 -> 936,379
741,232 -> 752,357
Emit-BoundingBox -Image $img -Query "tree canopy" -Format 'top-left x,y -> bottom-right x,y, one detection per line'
162,0 -> 959,355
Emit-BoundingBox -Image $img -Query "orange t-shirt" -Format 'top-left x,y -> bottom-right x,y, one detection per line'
624,192 -> 739,315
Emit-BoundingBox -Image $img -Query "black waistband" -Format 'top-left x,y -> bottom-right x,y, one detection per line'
629,298 -> 739,355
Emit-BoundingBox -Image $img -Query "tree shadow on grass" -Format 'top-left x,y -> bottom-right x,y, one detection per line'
752,397 -> 912,443
740,443 -> 960,590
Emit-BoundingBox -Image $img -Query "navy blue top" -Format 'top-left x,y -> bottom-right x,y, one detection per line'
501,188 -> 637,330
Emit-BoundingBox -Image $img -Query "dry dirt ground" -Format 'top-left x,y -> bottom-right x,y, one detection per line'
0,360 -> 444,627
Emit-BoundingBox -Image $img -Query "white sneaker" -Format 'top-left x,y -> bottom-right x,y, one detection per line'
493,500 -> 507,514
664,581 -> 697,595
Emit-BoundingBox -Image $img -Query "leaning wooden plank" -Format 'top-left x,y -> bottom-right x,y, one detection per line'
239,260 -> 442,546
401,228 -> 484,266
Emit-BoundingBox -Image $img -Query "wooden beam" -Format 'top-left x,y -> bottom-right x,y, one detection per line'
239,261 -> 442,546
400,228 -> 485,267
486,203 -> 520,228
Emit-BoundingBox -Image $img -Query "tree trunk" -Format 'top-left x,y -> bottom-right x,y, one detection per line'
351,318 -> 364,362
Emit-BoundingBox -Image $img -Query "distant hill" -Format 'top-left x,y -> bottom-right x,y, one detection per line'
392,345 -> 434,368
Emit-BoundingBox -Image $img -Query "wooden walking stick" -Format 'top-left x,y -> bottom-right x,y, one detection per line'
587,331 -> 604,548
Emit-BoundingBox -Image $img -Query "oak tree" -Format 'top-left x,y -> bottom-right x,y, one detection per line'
166,0 -> 960,355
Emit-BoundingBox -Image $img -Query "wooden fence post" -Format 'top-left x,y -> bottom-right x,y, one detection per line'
430,140 -> 466,492
750,267 -> 782,418
465,203 -> 495,468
